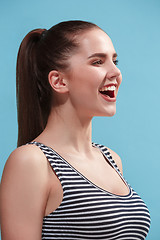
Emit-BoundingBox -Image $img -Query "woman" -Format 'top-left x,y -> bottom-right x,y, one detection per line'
0,20 -> 150,239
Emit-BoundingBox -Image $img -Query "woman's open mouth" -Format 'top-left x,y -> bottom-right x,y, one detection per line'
99,84 -> 117,102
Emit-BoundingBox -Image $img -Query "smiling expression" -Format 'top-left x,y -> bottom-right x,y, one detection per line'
64,28 -> 122,118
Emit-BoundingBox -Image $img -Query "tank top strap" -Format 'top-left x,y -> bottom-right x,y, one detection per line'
27,141 -> 68,180
92,142 -> 128,186
92,142 -> 121,172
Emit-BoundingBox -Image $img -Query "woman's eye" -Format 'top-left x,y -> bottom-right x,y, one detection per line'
113,59 -> 119,65
92,60 -> 103,65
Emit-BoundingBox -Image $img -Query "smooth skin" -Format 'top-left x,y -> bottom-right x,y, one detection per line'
0,28 -> 126,240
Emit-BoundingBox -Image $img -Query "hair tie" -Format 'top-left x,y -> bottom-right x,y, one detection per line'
41,29 -> 47,39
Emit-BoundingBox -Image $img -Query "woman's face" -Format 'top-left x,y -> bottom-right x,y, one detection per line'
65,28 -> 122,118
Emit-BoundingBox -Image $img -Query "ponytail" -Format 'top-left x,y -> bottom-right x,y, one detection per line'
16,29 -> 49,147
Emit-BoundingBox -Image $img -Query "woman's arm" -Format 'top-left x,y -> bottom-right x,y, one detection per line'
0,145 -> 50,240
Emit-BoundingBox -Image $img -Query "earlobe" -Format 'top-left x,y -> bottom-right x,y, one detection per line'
48,70 -> 68,93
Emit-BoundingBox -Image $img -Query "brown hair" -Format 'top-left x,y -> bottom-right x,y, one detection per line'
16,20 -> 98,146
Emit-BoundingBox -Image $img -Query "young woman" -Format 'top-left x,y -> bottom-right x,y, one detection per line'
0,20 -> 150,240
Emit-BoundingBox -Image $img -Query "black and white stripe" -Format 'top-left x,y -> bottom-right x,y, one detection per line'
30,142 -> 150,240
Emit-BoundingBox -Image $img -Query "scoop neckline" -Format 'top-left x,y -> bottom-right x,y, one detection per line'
31,141 -> 133,199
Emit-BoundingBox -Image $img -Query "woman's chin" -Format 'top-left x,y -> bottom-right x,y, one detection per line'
95,109 -> 116,117
104,110 -> 116,117
101,105 -> 117,117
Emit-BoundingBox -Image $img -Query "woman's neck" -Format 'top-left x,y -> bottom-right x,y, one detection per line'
36,105 -> 93,155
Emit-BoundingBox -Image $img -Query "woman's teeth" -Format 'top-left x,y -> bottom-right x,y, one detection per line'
99,85 -> 116,91
99,85 -> 116,98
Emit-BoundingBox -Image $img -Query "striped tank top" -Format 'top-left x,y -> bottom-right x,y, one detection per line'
30,141 -> 150,240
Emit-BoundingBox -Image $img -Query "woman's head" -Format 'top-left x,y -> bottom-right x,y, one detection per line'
16,20 -> 100,146
56,28 -> 122,119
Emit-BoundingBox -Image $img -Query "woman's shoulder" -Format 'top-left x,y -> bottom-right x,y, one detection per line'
7,143 -> 45,166
2,143 -> 48,183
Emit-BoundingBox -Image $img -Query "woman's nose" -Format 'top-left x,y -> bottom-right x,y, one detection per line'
106,64 -> 121,80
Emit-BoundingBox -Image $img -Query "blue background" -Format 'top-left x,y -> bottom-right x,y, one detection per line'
0,0 -> 159,239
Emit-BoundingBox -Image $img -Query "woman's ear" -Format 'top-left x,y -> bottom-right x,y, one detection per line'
48,70 -> 69,93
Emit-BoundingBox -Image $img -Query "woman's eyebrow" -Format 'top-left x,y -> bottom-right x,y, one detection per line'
88,52 -> 118,59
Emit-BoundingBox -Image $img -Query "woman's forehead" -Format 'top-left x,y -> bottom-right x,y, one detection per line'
76,29 -> 115,57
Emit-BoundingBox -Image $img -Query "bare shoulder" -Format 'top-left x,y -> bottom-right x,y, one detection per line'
107,147 -> 123,175
6,143 -> 46,166
1,143 -> 50,197
0,143 -> 50,200
2,144 -> 48,176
